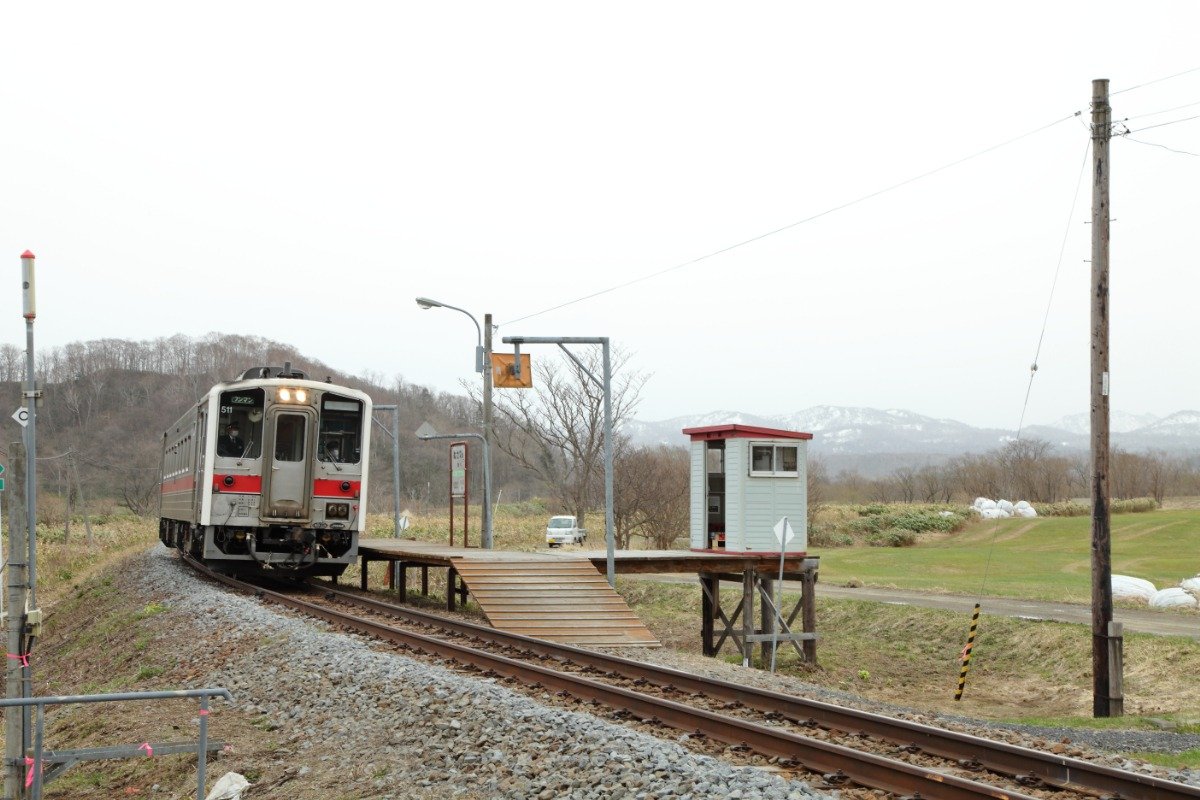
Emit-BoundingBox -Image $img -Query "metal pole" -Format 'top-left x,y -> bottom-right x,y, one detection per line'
772,533 -> 786,674
482,313 -> 494,549
6,251 -> 36,800
196,695 -> 209,800
392,406 -> 401,538
22,252 -> 37,614
1089,77 -> 1117,718
601,339 -> 615,588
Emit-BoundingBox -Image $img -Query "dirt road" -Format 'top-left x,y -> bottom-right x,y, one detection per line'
634,575 -> 1200,639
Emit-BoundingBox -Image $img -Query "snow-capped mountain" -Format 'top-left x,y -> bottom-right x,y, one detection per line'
626,406 -> 1200,458
1051,411 -> 1161,435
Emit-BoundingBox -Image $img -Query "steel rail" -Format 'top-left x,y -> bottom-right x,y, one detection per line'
309,580 -> 1200,800
184,557 -> 1034,800
319,583 -> 1195,799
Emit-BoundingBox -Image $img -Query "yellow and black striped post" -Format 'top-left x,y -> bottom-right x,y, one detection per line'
954,603 -> 981,701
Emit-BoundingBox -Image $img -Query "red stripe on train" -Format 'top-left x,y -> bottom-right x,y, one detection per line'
313,479 -> 360,498
160,475 -> 195,494
212,475 -> 263,494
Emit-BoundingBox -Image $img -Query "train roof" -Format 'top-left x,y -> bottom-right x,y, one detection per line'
207,376 -> 373,404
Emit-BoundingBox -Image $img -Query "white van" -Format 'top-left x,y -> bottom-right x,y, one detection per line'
546,515 -> 586,547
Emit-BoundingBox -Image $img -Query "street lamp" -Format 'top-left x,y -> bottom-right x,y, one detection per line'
416,297 -> 483,373
415,296 -> 493,549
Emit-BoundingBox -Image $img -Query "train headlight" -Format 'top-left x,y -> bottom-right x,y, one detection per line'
278,388 -> 292,402
295,389 -> 307,402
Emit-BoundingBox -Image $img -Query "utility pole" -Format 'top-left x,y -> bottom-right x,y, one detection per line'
482,314 -> 494,549
1090,78 -> 1121,718
6,250 -> 39,798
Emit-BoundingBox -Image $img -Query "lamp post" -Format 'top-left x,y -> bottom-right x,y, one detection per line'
415,297 -> 493,549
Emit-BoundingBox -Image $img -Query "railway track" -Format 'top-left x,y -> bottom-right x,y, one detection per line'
182,556 -> 1200,800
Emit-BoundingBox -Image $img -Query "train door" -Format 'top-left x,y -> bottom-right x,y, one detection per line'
192,409 -> 207,523
262,407 -> 315,520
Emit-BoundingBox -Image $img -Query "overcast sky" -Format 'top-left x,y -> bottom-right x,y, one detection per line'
2,3 -> 1198,429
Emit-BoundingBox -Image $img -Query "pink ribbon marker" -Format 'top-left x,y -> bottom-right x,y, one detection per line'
139,743 -> 154,757
24,757 -> 34,789
198,708 -> 210,716
7,653 -> 30,668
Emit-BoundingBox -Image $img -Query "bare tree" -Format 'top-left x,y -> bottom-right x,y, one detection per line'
490,348 -> 645,526
807,456 -> 827,531
614,445 -> 689,548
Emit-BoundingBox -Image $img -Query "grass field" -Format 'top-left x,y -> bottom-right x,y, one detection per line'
816,508 -> 1200,602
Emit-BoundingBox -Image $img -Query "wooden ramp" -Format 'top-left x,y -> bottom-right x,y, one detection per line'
450,557 -> 659,647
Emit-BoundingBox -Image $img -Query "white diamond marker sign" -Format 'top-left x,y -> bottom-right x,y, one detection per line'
773,516 -> 795,547
11,407 -> 29,428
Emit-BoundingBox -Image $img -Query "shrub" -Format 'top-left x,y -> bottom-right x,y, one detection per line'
809,526 -> 854,548
1036,497 -> 1159,517
867,528 -> 917,547
1112,497 -> 1158,514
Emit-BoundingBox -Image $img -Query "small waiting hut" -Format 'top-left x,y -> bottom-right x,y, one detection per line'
684,424 -> 812,552
682,424 -> 819,667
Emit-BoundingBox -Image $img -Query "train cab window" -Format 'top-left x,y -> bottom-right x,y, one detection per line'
318,394 -> 363,464
274,413 -> 307,462
218,389 -> 264,459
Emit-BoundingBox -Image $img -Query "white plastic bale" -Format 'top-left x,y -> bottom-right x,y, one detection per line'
205,773 -> 251,800
980,499 -> 998,511
997,499 -> 1014,513
1014,500 -> 1032,510
973,497 -> 990,509
1181,576 -> 1200,595
1014,507 -> 1038,518
1150,587 -> 1199,609
1111,574 -> 1157,602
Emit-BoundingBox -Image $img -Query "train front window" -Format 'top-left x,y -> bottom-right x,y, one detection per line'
318,394 -> 363,463
218,389 -> 264,458
274,413 -> 307,462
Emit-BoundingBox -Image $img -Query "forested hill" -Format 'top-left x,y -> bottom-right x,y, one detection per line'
0,333 -> 529,514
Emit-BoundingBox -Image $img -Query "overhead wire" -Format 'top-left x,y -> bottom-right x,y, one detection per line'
1120,136 -> 1200,158
502,112 -> 1081,327
1015,139 -> 1093,440
1128,112 -> 1200,134
956,130 -> 1092,701
1118,98 -> 1200,121
1111,65 -> 1200,96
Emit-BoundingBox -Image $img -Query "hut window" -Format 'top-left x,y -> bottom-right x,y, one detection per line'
749,443 -> 800,477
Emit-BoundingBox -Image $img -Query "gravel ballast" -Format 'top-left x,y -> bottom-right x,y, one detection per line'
136,546 -> 826,799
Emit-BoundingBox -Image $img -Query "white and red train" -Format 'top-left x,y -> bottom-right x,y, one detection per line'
159,365 -> 372,576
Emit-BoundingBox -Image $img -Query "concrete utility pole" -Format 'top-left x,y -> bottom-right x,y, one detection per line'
482,314 -> 494,549
1090,78 -> 1121,718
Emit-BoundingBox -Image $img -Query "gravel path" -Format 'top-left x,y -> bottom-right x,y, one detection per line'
137,546 -> 826,799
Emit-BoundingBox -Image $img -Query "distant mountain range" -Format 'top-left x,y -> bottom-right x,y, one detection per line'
627,406 -> 1200,461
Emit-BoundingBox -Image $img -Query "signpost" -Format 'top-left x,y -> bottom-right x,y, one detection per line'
449,442 -> 469,547
769,516 -> 795,673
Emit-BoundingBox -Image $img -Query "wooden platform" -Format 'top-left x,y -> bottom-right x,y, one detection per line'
449,557 -> 659,647
359,539 -> 813,574
356,539 -> 819,658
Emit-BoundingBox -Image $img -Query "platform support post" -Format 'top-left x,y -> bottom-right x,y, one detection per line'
760,576 -> 775,665
397,562 -> 407,600
700,574 -> 717,656
421,566 -> 429,596
802,563 -> 818,664
447,566 -> 457,611
741,568 -> 754,667
360,555 -> 369,591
